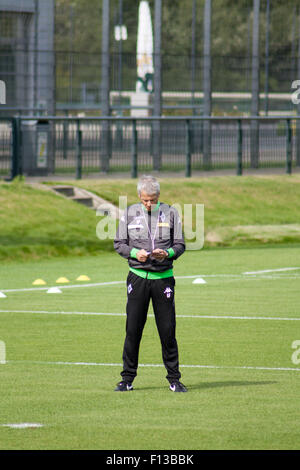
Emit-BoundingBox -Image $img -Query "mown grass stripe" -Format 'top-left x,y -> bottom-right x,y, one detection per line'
0,309 -> 299,321
6,359 -> 300,373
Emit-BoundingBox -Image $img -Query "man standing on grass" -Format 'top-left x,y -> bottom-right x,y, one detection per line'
113,175 -> 187,392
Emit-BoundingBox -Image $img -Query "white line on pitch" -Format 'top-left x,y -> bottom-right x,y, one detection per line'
0,280 -> 125,293
176,314 -> 300,321
243,267 -> 300,275
6,359 -> 300,373
0,309 -> 125,316
0,309 -> 299,321
1,271 -> 299,294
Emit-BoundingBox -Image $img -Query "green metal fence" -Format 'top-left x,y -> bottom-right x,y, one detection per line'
0,119 -> 13,179
1,116 -> 299,180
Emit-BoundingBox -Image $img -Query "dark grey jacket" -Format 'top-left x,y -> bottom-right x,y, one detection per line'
114,202 -> 185,272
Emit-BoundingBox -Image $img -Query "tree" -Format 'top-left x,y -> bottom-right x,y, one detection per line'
54,0 -> 300,100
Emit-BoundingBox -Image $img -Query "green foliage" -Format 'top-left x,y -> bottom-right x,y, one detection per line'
54,0 -> 299,95
54,0 -> 299,56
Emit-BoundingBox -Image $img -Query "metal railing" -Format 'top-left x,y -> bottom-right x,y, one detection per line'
1,115 -> 300,180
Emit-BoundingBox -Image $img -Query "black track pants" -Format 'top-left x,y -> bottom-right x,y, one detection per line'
121,271 -> 181,383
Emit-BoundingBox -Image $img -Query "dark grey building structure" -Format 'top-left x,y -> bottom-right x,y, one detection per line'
0,0 -> 55,114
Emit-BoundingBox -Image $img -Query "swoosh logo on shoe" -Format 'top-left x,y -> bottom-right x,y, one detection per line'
170,384 -> 176,392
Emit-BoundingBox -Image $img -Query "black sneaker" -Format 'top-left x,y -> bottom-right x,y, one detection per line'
169,381 -> 187,392
114,381 -> 133,392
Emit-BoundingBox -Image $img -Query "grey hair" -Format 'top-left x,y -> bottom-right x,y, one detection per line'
137,175 -> 160,196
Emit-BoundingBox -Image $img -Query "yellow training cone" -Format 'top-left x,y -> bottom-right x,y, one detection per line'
76,275 -> 91,281
32,279 -> 46,286
56,277 -> 70,284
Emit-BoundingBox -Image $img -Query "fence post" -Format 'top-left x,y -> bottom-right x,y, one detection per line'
203,0 -> 212,169
76,120 -> 82,180
153,0 -> 162,171
131,119 -> 138,178
11,117 -> 21,179
296,118 -> 300,167
286,119 -> 292,175
185,119 -> 192,177
63,121 -> 68,160
237,119 -> 243,176
250,0 -> 260,169
100,0 -> 111,172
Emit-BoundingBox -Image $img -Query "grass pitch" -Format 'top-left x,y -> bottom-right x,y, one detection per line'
0,246 -> 300,450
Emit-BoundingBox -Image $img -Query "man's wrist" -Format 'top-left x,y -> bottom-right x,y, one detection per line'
130,248 -> 139,259
167,248 -> 175,258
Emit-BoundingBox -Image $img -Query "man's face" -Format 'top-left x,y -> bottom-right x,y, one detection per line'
139,191 -> 159,212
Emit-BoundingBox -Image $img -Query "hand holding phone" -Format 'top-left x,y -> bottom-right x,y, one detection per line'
137,249 -> 150,262
151,249 -> 168,260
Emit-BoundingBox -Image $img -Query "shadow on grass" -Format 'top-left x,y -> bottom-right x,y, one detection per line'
187,380 -> 277,390
135,380 -> 277,392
